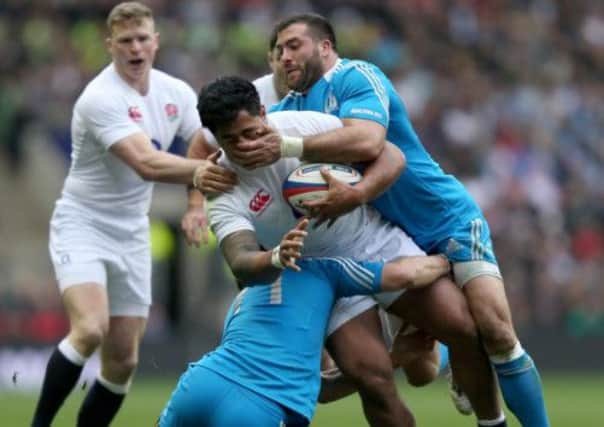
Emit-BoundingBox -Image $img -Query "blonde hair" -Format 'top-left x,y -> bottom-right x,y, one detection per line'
107,2 -> 154,33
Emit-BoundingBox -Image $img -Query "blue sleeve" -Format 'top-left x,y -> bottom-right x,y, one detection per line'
320,257 -> 383,297
334,63 -> 390,128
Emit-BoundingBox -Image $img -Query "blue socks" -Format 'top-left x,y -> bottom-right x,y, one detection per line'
491,344 -> 550,427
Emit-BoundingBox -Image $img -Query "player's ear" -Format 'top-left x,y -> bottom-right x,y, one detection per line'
259,105 -> 267,120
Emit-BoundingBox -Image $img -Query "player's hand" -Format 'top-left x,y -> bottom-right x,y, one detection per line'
193,151 -> 238,195
181,202 -> 208,247
278,218 -> 309,271
302,168 -> 363,228
229,125 -> 281,169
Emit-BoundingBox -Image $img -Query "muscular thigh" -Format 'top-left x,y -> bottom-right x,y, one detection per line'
325,306 -> 392,378
386,276 -> 476,342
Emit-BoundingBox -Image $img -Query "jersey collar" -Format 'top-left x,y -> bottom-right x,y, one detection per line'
323,58 -> 343,83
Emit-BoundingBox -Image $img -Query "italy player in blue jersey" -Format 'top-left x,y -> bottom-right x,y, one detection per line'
229,13 -> 550,427
159,218 -> 451,427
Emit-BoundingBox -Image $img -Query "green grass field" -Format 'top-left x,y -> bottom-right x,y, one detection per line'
2,373 -> 602,426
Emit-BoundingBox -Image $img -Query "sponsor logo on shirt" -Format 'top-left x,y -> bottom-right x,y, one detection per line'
350,108 -> 383,119
128,106 -> 143,122
165,103 -> 179,121
249,189 -> 272,214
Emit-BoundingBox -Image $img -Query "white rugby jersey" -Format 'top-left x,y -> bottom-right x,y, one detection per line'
253,73 -> 280,109
60,63 -> 201,216
209,111 -> 422,262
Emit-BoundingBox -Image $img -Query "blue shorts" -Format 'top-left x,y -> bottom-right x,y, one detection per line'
158,365 -> 308,427
436,217 -> 498,265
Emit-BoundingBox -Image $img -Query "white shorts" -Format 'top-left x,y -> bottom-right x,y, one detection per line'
326,295 -> 377,336
49,200 -> 151,317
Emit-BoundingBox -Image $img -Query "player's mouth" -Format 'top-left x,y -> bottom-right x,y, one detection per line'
129,58 -> 145,67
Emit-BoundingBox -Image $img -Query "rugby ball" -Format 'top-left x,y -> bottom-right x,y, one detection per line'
282,163 -> 362,216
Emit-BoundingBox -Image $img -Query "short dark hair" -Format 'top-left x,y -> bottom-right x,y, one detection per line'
269,13 -> 337,52
197,76 -> 261,135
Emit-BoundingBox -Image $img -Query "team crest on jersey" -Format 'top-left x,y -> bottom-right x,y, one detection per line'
164,103 -> 179,121
128,106 -> 142,122
324,91 -> 338,114
249,189 -> 272,214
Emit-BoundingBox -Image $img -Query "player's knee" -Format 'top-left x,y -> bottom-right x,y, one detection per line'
71,320 -> 107,353
478,317 -> 517,355
404,362 -> 439,387
349,359 -> 396,396
105,351 -> 139,380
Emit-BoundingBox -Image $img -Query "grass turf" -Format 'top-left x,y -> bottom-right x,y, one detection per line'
2,373 -> 601,426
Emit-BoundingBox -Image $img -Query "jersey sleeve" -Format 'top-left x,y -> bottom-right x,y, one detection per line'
334,63 -> 390,128
176,81 -> 203,143
208,192 -> 255,244
267,111 -> 342,137
76,90 -> 142,150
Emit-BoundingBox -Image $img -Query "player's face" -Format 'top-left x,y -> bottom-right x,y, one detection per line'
275,23 -> 325,93
268,49 -> 289,99
215,109 -> 269,163
107,18 -> 159,86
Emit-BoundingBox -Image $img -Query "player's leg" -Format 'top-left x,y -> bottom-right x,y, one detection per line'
451,217 -> 550,427
77,247 -> 151,426
390,326 -> 440,387
462,273 -> 550,427
325,301 -> 415,427
386,276 -> 505,425
31,279 -> 109,427
77,315 -> 146,426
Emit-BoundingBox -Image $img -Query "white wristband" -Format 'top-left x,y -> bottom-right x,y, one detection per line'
280,135 -> 304,158
271,245 -> 284,269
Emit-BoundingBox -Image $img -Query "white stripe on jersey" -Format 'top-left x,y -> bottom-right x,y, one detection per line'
325,257 -> 375,291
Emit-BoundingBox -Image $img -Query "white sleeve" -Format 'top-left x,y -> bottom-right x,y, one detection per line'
77,90 -> 142,150
177,82 -> 203,142
208,192 -> 255,244
267,111 -> 343,137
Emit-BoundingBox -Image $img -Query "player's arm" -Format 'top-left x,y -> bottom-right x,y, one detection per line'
181,129 -> 237,246
300,117 -> 385,163
110,130 -> 234,190
303,142 -> 405,226
380,255 -> 451,291
220,219 -> 309,285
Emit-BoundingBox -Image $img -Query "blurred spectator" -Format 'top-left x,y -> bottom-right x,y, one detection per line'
0,0 -> 602,338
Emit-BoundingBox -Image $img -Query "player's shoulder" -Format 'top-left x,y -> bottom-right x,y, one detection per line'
331,58 -> 384,82
252,73 -> 272,89
75,66 -> 126,115
150,68 -> 195,96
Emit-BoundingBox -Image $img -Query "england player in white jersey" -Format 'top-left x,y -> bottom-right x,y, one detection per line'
191,76 -> 501,427
31,3 -> 236,427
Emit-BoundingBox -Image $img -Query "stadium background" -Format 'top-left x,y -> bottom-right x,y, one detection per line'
0,0 -> 602,425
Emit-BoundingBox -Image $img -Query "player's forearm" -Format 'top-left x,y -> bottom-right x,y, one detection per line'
186,131 -> 217,160
381,255 -> 450,291
354,142 -> 405,204
221,231 -> 284,286
227,250 -> 283,285
302,126 -> 385,163
138,150 -> 201,184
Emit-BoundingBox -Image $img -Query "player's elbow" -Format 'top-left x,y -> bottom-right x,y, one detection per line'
135,165 -> 158,182
359,138 -> 384,161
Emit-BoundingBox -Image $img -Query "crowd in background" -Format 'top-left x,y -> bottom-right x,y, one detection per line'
0,0 -> 603,341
